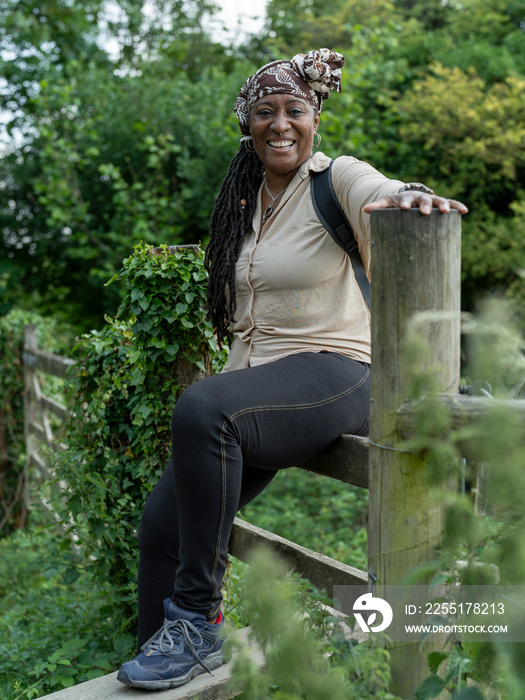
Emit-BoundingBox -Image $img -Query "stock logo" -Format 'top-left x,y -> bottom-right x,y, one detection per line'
353,593 -> 393,633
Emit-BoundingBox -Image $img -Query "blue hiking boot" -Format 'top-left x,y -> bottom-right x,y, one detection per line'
117,599 -> 225,690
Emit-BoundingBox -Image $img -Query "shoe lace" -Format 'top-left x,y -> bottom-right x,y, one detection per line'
141,619 -> 214,675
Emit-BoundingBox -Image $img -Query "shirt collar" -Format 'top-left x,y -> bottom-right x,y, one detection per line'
298,151 -> 332,178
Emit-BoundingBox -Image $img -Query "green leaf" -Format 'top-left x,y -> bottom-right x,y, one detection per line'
104,272 -> 120,287
165,343 -> 180,357
149,336 -> 166,349
138,295 -> 151,311
49,650 -> 63,664
427,651 -> 448,674
131,368 -> 145,384
113,633 -> 135,655
137,404 -> 153,419
85,669 -> 105,681
414,674 -> 446,700
445,646 -> 471,685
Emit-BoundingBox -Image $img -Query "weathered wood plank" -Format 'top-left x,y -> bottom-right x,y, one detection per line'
23,326 -> 38,511
29,420 -> 68,452
230,517 -> 368,592
29,420 -> 49,448
31,372 -> 56,447
41,394 -> 72,421
299,434 -> 369,489
23,349 -> 76,379
27,450 -> 53,480
38,627 -> 262,700
398,395 -> 525,451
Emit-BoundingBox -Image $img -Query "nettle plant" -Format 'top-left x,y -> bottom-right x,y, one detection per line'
401,300 -> 525,700
55,243 -> 227,618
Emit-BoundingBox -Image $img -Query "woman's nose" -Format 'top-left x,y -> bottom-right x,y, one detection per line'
271,111 -> 290,132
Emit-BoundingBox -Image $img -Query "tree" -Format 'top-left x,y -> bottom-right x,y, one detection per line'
393,0 -> 525,81
2,0 -> 524,327
387,64 -> 525,311
0,0 -> 224,133
0,0 -> 249,329
0,0 -> 109,135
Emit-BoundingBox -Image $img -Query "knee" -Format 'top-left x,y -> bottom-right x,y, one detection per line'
170,376 -> 225,442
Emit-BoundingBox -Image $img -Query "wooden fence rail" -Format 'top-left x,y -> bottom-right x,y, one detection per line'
23,324 -> 74,514
22,209 -> 525,700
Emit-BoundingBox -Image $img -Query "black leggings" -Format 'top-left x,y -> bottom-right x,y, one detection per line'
136,351 -> 370,646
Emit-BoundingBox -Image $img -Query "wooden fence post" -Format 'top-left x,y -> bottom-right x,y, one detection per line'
367,209 -> 462,697
23,324 -> 37,511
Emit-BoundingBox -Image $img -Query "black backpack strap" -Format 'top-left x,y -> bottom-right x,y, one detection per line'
311,161 -> 371,309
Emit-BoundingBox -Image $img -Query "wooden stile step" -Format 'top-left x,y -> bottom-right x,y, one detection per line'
38,627 -> 262,700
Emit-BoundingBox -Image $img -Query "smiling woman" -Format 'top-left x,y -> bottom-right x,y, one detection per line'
249,95 -> 320,187
115,48 -> 468,692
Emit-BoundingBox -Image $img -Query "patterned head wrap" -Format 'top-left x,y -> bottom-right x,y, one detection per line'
234,49 -> 345,137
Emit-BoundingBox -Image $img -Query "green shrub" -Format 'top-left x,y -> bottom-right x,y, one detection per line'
402,299 -> 525,699
230,547 -> 403,700
50,243 -> 227,622
0,512 -> 135,700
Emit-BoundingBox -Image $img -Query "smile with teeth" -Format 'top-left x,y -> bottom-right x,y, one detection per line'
268,140 -> 295,148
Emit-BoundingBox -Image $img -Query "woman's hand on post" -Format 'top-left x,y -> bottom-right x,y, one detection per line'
363,192 -> 468,216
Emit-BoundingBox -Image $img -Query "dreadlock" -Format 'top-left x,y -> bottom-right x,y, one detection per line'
205,144 -> 264,348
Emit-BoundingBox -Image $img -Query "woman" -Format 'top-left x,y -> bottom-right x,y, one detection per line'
117,49 -> 467,690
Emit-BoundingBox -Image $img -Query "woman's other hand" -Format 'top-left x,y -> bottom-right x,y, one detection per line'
363,192 -> 468,216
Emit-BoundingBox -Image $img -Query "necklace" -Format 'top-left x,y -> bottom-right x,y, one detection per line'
261,180 -> 288,224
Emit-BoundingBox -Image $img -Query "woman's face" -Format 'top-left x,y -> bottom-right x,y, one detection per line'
249,94 -> 320,180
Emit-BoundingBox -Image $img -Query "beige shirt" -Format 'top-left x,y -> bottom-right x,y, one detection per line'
222,151 -> 405,372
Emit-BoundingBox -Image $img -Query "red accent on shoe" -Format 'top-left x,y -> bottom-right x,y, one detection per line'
213,612 -> 222,625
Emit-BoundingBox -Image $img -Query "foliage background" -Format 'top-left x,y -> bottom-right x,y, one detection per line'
1,0 -> 524,329
53,244 -> 226,606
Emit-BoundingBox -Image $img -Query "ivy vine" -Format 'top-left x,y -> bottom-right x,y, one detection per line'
52,243 -> 227,623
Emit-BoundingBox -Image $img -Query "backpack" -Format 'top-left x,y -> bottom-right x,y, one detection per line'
311,161 -> 371,309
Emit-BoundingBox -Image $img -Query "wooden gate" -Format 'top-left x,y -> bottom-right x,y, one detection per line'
22,324 -> 75,515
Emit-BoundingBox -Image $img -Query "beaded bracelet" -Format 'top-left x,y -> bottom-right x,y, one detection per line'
397,182 -> 435,196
